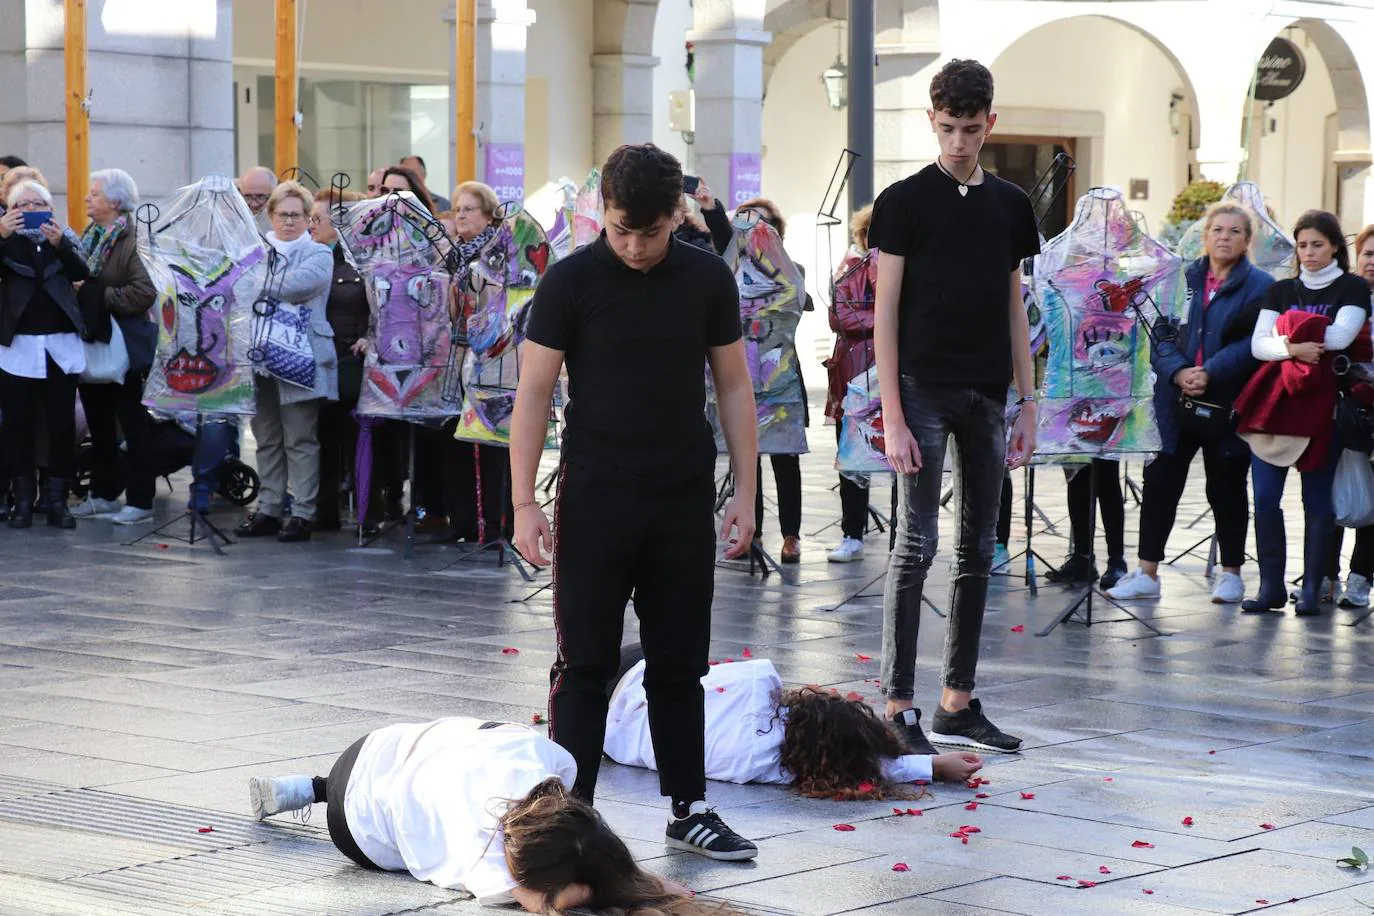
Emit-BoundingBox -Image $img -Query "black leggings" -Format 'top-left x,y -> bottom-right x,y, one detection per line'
316,735 -> 380,871
996,472 -> 1013,546
755,453 -> 802,538
1137,436 -> 1250,568
1064,459 -> 1125,560
1328,525 -> 1374,580
1,358 -> 78,479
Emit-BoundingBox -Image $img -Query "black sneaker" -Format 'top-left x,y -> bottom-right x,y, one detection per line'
1099,557 -> 1128,590
665,808 -> 758,861
887,707 -> 937,755
930,698 -> 1022,753
1046,554 -> 1098,584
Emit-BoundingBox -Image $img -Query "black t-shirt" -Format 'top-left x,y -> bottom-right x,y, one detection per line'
869,164 -> 1040,399
524,232 -> 742,479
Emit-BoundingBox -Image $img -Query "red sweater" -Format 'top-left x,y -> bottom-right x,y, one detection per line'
1234,309 -> 1337,471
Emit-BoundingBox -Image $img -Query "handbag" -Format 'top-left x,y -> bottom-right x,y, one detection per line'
1334,448 -> 1374,527
250,298 -> 318,391
1336,387 -> 1374,453
117,314 -> 159,374
1175,392 -> 1232,441
79,319 -> 129,384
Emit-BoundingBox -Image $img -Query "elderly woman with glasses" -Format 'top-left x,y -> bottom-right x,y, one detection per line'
236,181 -> 336,543
0,180 -> 91,529
71,168 -> 159,526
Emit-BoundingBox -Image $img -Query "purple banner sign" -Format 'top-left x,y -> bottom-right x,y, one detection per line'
484,143 -> 526,204
729,152 -> 762,207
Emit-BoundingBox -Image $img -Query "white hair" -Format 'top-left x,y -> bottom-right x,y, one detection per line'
7,180 -> 52,209
90,168 -> 139,212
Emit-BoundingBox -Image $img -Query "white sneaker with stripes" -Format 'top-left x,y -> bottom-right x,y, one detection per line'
664,804 -> 758,861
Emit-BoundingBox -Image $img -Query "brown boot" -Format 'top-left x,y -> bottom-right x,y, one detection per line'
781,535 -> 801,564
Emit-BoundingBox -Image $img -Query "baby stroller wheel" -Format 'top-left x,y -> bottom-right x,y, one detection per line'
217,458 -> 260,507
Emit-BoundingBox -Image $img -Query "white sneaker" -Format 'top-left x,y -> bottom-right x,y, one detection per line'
1106,567 -> 1161,599
1321,577 -> 1341,604
70,496 -> 121,518
1211,571 -> 1245,604
827,538 -> 865,563
110,506 -> 155,526
248,775 -> 315,820
1341,573 -> 1371,609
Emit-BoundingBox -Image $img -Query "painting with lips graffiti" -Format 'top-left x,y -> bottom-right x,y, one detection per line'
338,193 -> 458,421
141,176 -> 268,415
453,206 -> 557,446
707,215 -> 810,456
1032,188 -> 1185,459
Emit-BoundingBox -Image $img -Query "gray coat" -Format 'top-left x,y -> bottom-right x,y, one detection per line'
259,239 -> 338,405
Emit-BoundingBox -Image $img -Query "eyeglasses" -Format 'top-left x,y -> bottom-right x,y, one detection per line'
243,193 -> 271,204
11,199 -> 48,211
275,211 -> 306,223
455,206 -> 483,215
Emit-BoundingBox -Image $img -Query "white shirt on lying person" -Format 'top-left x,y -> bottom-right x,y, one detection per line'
604,658 -> 932,786
342,716 -> 577,907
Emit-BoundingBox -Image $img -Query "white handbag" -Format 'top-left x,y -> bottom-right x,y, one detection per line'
80,319 -> 130,384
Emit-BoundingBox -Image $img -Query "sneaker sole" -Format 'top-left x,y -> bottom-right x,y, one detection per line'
1109,590 -> 1161,600
1211,594 -> 1242,604
248,777 -> 271,820
929,731 -> 1022,754
665,836 -> 759,861
112,517 -> 155,526
1339,599 -> 1370,609
827,555 -> 863,564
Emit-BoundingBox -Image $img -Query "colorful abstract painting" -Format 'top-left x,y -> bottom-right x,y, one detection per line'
708,215 -> 809,455
837,366 -> 890,475
141,176 -> 267,416
1174,181 -> 1294,278
1033,188 -> 1185,459
338,193 -> 459,420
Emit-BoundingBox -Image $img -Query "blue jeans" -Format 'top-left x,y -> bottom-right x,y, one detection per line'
881,376 -> 1007,697
190,420 -> 240,511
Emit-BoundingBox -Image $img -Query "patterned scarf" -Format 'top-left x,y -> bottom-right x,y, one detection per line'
80,214 -> 129,276
454,223 -> 499,288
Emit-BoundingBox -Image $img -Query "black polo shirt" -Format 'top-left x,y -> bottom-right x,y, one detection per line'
524,232 -> 742,479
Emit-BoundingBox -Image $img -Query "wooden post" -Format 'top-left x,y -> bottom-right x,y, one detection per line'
455,0 -> 476,183
274,0 -> 298,177
64,0 -> 89,227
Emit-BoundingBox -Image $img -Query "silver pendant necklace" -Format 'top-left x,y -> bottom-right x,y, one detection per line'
937,159 -> 977,197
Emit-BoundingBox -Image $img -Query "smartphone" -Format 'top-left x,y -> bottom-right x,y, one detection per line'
21,211 -> 51,231
683,175 -> 701,195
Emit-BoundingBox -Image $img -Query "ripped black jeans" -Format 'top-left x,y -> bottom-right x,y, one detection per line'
881,376 -> 1007,698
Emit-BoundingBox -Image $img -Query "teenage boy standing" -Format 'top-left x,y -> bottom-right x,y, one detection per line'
870,59 -> 1041,756
510,144 -> 760,861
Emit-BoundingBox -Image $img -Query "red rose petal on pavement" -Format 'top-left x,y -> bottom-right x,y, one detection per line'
531,713 -> 544,724
741,647 -> 753,658
1131,840 -> 1155,849
1055,875 -> 1072,881
891,863 -> 910,872
845,692 -> 864,701
197,826 -> 214,833
1077,880 -> 1097,888
1098,866 -> 1112,874
1208,750 -> 1216,755
961,836 -> 969,845
906,808 -> 923,816
1010,625 -> 1025,632
857,781 -> 875,794
832,824 -> 855,832
722,658 -> 734,663
1020,792 -> 1036,799
1255,901 -> 1269,906
947,831 -> 968,839
1182,816 -> 1194,826
975,792 -> 989,799
892,807 -> 905,816
156,543 -> 169,550
964,802 -> 979,811
708,660 -> 719,666
1142,889 -> 1154,895
715,687 -> 726,693
1259,823 -> 1275,830
855,653 -> 872,661
501,647 -> 520,655
959,826 -> 982,833
1103,777 -> 1114,782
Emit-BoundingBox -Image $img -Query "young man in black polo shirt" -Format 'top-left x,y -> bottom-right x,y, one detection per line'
870,59 -> 1041,756
510,144 -> 760,861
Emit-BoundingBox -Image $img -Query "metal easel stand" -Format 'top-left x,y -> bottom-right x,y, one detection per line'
809,477 -> 889,539
356,422 -> 419,559
1037,460 -> 1167,638
991,465 -> 1060,597
823,478 -> 945,616
713,470 -> 789,581
1122,460 -> 1144,506
428,443 -> 535,583
125,416 -> 235,556
1167,531 -> 1219,579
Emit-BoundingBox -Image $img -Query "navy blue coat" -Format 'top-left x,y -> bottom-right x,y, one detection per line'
1151,255 -> 1273,457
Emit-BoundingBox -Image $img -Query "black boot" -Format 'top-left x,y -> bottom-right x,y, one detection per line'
44,477 -> 76,530
8,476 -> 36,529
1046,553 -> 1098,584
1242,506 -> 1287,613
1294,517 -> 1329,617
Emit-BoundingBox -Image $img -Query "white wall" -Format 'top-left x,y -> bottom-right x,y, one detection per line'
1252,27 -> 1338,230
527,0 -> 594,190
651,0 -> 695,169
989,15 -> 1192,233
232,0 -> 451,74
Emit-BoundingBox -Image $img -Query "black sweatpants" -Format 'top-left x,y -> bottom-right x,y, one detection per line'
1064,459 -> 1125,560
754,453 -> 801,538
1328,525 -> 1374,580
1,358 -> 78,479
548,460 -> 713,805
79,369 -> 155,509
1138,436 -> 1250,568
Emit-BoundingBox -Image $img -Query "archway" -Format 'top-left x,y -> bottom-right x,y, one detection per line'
1247,19 -> 1371,230
988,14 -> 1201,238
592,0 -> 661,163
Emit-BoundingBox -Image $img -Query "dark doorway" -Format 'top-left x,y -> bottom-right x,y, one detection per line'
981,138 -> 1075,240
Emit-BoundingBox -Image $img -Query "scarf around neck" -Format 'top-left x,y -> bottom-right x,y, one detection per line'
80,214 -> 129,276
266,231 -> 313,258
454,223 -> 500,287
1299,262 -> 1343,290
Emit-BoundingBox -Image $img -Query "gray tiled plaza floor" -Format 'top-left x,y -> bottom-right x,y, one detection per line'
2,435 -> 1374,914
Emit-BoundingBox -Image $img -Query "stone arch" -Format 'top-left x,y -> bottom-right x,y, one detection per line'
592,0 -> 661,163
762,0 -> 844,95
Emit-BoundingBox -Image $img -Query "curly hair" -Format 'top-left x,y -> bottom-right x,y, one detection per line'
601,144 -> 684,230
501,778 -> 745,915
775,688 -> 930,801
929,59 -> 995,118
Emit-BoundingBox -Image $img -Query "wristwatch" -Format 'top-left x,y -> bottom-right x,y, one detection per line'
1014,395 -> 1037,406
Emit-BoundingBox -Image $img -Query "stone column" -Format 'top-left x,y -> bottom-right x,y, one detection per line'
0,0 -> 234,213
687,0 -> 769,208
591,0 -> 659,167
873,0 -> 941,192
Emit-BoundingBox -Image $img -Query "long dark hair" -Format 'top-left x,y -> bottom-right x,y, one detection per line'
501,779 -> 742,915
775,687 -> 927,801
1292,209 -> 1350,273
381,165 -> 437,216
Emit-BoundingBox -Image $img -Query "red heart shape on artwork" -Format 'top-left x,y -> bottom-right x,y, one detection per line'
524,242 -> 550,275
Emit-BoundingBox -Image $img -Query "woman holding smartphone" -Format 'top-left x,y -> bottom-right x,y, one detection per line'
0,180 -> 91,529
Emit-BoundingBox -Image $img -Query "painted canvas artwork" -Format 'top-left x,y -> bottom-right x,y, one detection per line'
141,175 -> 267,416
548,169 -> 604,260
1033,187 -> 1185,459
708,214 -> 809,455
1175,181 -> 1294,278
837,366 -> 890,475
